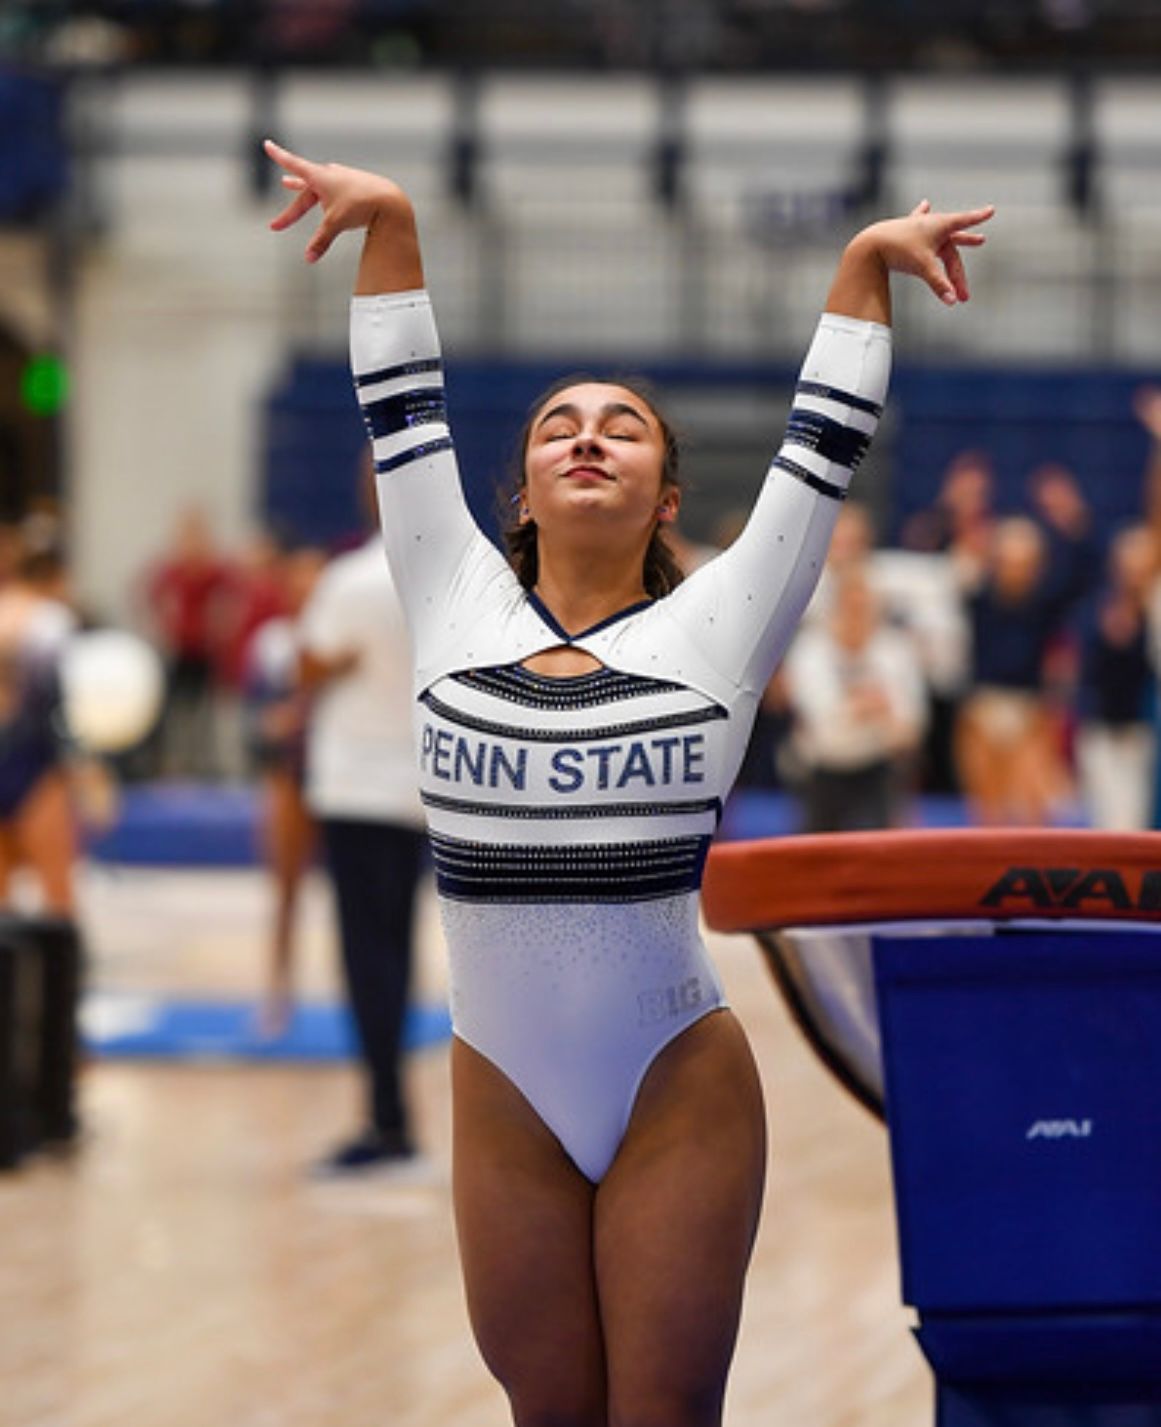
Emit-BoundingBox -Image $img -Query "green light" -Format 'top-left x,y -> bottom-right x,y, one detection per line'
20,354 -> 69,417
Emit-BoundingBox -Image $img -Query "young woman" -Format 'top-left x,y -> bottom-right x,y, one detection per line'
265,137 -> 991,1427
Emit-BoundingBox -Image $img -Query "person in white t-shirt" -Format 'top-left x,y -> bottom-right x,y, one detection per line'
785,564 -> 928,831
298,472 -> 427,1175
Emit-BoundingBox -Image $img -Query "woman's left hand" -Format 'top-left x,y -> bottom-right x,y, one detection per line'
827,200 -> 994,323
861,200 -> 995,306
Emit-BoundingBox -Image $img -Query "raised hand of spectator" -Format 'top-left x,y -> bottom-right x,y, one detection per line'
1133,385 -> 1161,444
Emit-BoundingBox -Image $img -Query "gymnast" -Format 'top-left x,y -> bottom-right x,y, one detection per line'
265,136 -> 991,1427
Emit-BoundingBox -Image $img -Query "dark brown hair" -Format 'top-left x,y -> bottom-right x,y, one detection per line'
502,372 -> 685,599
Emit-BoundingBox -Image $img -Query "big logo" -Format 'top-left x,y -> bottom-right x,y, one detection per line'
979,866 -> 1161,913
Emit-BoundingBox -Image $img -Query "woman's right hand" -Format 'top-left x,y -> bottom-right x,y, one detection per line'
264,139 -> 412,265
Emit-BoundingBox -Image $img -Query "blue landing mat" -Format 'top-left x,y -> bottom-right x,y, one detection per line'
89,783 -> 262,867
83,994 -> 451,1062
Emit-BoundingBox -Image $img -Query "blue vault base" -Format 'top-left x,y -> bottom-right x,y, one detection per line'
873,925 -> 1161,1426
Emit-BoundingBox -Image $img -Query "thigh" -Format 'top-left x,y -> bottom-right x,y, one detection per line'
0,821 -> 16,906
451,1037 -> 607,1425
13,771 -> 76,915
262,771 -> 316,883
596,1010 -> 767,1427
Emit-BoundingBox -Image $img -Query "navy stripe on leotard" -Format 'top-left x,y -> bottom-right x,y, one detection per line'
361,387 -> 448,441
421,790 -> 723,821
429,831 -> 712,904
354,356 -> 442,388
452,665 -> 687,712
784,408 -> 872,470
374,435 -> 456,475
419,689 -> 728,743
795,380 -> 884,418
771,454 -> 849,502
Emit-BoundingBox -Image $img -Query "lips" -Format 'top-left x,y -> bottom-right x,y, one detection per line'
562,465 -> 614,482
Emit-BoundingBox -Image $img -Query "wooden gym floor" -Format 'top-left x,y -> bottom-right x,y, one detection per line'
0,864 -> 930,1427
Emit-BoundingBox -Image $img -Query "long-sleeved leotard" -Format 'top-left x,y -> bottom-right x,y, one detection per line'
353,290 -> 890,1182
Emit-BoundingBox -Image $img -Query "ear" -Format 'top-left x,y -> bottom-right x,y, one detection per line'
656,486 -> 681,525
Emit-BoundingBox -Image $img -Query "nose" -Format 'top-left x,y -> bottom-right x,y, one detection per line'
572,429 -> 604,456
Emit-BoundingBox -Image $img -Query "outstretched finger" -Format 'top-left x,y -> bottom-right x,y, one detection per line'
270,187 -> 318,232
941,204 -> 996,237
941,240 -> 970,303
264,137 -> 316,181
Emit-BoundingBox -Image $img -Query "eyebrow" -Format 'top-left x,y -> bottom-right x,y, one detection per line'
534,400 -> 650,432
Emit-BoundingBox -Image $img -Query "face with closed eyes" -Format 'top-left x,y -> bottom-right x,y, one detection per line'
521,383 -> 680,548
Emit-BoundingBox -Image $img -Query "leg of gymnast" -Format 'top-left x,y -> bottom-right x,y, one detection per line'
453,1012 -> 766,1427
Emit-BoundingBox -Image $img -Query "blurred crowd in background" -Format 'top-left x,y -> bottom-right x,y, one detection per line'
740,382 -> 1161,834
5,375 -> 1161,861
0,0 -> 1151,71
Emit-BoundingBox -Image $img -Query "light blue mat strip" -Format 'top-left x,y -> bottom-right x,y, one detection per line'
82,993 -> 451,1062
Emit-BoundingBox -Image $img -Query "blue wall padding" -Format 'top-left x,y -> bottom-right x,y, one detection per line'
0,69 -> 68,221
891,366 -> 1155,548
262,355 -> 1158,556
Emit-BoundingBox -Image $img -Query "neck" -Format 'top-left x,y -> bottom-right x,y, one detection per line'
533,545 -> 650,635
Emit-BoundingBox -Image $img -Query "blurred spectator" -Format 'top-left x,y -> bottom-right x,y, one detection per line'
955,506 -> 1090,825
217,529 -> 293,692
0,531 -> 80,914
735,667 -> 794,791
802,501 -> 875,626
298,460 -> 426,1177
900,450 -> 995,570
1073,524 -> 1157,830
141,507 -> 233,779
784,565 -> 927,832
806,501 -> 969,792
243,543 -> 328,1038
214,528 -> 295,779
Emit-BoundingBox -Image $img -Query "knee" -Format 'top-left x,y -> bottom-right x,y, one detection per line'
506,1377 -> 605,1427
610,1386 -> 723,1427
510,1401 -> 605,1427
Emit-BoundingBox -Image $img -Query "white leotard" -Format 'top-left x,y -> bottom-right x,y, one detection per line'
352,290 -> 890,1182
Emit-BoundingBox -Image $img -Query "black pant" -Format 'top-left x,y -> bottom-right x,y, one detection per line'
320,818 -> 426,1142
802,758 -> 898,834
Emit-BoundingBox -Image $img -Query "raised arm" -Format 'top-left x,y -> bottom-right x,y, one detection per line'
265,141 -> 511,672
667,200 -> 994,696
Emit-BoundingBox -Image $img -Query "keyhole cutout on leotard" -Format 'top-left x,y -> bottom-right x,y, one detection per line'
521,645 -> 605,678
